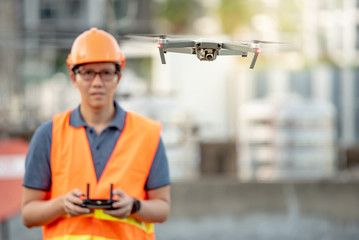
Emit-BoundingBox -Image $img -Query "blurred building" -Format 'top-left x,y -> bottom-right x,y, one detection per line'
235,0 -> 359,180
0,0 -> 23,137
0,0 -> 153,137
1,0 -> 359,181
239,97 -> 336,181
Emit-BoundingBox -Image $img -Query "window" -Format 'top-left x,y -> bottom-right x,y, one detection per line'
66,0 -> 82,18
253,71 -> 268,99
354,68 -> 359,140
40,0 -> 57,19
356,26 -> 359,50
113,0 -> 129,20
290,70 -> 311,98
331,67 -> 342,139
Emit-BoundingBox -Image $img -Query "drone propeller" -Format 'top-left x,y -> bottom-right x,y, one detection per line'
123,34 -> 196,40
119,34 -> 156,42
253,40 -> 287,44
234,39 -> 289,45
127,34 -> 168,39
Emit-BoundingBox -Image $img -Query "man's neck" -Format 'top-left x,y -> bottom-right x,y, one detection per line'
80,103 -> 116,135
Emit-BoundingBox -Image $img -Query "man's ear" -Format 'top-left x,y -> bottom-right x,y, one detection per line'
116,73 -> 122,84
70,71 -> 78,88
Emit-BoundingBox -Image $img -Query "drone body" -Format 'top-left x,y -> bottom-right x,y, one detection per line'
125,35 -> 279,69
156,37 -> 261,69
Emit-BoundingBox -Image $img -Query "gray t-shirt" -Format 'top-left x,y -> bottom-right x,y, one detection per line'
23,101 -> 170,191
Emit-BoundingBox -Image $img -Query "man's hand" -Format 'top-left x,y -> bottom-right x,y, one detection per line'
103,189 -> 134,218
62,189 -> 91,216
102,185 -> 170,223
22,187 -> 90,227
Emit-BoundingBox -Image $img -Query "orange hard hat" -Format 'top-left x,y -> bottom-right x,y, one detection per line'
66,28 -> 126,71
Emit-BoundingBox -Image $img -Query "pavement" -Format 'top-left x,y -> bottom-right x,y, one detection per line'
7,213 -> 359,240
6,179 -> 359,240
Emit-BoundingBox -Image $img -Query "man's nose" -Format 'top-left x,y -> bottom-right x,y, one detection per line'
91,73 -> 104,85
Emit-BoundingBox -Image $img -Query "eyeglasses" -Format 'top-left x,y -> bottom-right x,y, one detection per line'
74,69 -> 119,82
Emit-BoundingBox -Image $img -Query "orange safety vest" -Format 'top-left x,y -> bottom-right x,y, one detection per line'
43,110 -> 162,240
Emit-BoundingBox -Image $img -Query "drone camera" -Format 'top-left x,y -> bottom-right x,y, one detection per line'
206,54 -> 214,61
197,48 -> 218,61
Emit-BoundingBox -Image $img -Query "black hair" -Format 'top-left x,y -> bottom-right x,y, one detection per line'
71,62 -> 121,73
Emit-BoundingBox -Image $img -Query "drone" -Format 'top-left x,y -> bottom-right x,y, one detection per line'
125,34 -> 282,69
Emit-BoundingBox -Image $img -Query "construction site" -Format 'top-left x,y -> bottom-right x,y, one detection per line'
1,0 -> 359,239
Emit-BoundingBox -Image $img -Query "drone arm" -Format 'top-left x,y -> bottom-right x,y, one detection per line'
157,40 -> 195,63
250,53 -> 259,69
219,49 -> 246,56
165,48 -> 194,54
164,40 -> 195,48
159,48 -> 166,64
222,43 -> 254,52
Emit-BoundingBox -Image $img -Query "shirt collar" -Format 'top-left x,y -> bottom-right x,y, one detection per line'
69,101 -> 126,131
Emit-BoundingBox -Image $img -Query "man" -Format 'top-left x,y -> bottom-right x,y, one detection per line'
22,28 -> 170,240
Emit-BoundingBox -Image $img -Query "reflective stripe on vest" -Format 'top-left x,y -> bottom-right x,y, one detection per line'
47,236 -> 120,240
44,110 -> 161,240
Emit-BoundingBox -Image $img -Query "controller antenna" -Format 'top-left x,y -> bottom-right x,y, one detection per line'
86,183 -> 90,200
110,184 -> 114,200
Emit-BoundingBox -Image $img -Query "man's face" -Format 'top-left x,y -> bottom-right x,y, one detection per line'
70,62 -> 121,109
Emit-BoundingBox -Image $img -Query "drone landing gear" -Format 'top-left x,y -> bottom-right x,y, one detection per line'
250,52 -> 259,69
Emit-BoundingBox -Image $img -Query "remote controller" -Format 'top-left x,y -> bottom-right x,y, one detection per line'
78,183 -> 118,210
